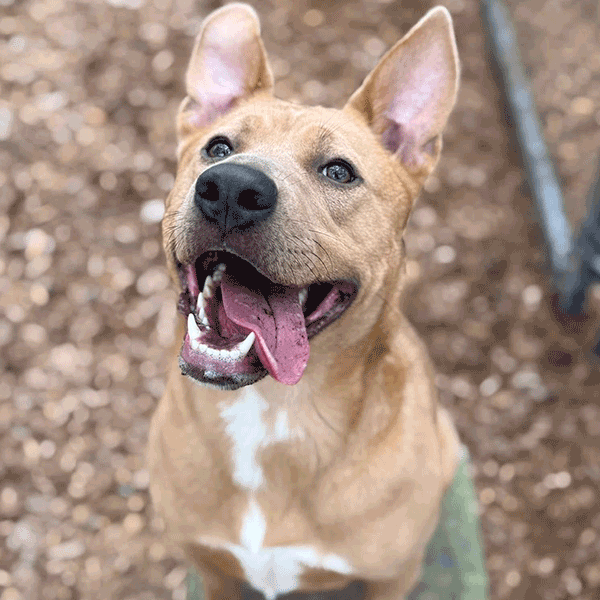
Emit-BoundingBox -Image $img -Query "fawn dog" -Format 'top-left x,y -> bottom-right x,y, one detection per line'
149,4 -> 461,599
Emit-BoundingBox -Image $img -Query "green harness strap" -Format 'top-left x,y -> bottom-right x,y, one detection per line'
187,451 -> 489,600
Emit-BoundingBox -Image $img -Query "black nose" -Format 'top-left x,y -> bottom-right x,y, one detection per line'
194,163 -> 278,233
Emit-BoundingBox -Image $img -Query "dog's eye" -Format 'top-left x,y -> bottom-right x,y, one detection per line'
321,161 -> 356,184
205,137 -> 233,159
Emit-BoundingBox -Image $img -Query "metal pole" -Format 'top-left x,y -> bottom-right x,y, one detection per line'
480,0 -> 577,308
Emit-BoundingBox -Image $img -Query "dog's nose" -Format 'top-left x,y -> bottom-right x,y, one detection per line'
194,163 -> 277,232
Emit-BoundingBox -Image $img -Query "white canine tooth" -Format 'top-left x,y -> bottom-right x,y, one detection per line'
202,274 -> 214,299
196,294 -> 210,328
187,313 -> 201,342
235,331 -> 255,357
212,263 -> 226,283
298,288 -> 308,305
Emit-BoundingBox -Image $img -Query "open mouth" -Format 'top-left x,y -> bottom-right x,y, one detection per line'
176,251 -> 357,389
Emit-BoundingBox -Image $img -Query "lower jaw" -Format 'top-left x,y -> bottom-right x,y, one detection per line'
179,334 -> 267,390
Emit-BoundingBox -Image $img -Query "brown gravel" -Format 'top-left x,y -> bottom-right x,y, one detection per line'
1,1 -> 600,599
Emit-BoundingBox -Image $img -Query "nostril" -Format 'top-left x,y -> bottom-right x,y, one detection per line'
195,179 -> 219,202
238,175 -> 277,213
237,189 -> 265,211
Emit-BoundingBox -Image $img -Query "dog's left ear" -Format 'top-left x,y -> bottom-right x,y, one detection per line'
178,3 -> 273,136
345,6 -> 459,180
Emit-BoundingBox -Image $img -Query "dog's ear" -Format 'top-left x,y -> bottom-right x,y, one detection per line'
178,3 -> 273,136
345,6 -> 459,179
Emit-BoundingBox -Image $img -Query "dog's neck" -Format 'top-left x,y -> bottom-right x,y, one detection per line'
173,294 -> 428,481
191,325 -> 377,420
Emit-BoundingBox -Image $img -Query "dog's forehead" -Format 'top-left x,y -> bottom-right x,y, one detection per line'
206,98 -> 387,160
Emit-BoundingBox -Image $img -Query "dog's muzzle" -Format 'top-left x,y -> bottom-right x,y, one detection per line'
194,163 -> 278,233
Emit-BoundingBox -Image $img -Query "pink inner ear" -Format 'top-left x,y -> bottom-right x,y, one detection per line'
186,49 -> 248,127
387,60 -> 446,124
185,8 -> 268,129
381,121 -> 419,166
204,49 -> 247,98
381,42 -> 452,166
186,97 -> 236,129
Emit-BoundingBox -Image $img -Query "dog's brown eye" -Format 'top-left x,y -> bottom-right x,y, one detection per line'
206,137 -> 233,159
322,161 -> 355,184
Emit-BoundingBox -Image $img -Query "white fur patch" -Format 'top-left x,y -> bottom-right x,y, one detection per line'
214,388 -> 352,598
201,500 -> 353,600
240,498 -> 267,554
219,388 -> 269,489
219,387 -> 300,490
225,535 -> 353,600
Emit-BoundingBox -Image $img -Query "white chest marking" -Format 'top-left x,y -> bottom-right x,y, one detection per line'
218,387 -> 298,490
202,499 -> 353,600
215,389 -> 352,599
225,529 -> 353,599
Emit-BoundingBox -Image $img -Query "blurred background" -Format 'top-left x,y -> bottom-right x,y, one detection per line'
1,0 -> 600,599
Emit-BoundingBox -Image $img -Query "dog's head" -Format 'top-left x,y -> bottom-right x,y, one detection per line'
163,3 -> 459,390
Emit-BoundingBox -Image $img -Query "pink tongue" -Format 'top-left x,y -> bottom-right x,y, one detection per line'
221,272 -> 309,385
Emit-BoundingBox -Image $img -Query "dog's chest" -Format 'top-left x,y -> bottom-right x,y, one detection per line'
203,388 -> 353,600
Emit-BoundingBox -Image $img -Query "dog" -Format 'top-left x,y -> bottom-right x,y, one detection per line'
148,4 -> 461,599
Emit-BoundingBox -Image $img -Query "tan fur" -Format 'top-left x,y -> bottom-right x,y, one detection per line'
149,4 -> 461,599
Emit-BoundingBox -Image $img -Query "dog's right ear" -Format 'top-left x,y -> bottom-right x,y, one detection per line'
178,3 -> 273,137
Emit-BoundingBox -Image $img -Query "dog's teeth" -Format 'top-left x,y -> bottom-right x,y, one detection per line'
298,288 -> 308,306
200,346 -> 236,362
235,331 -> 255,358
201,264 -> 225,300
189,331 -> 254,362
192,340 -> 210,353
187,313 -> 201,342
196,295 -> 210,328
202,274 -> 214,299
212,263 -> 226,283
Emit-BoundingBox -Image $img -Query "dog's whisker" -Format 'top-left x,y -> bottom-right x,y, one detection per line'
311,240 -> 334,271
284,218 -> 340,242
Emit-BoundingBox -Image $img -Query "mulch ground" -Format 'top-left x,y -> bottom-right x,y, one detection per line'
1,0 -> 600,599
